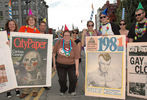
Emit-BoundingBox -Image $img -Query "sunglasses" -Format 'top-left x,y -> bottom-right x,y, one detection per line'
135,13 -> 143,17
73,32 -> 78,34
119,23 -> 126,26
100,16 -> 106,19
88,24 -> 94,27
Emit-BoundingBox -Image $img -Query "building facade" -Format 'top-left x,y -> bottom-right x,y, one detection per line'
0,0 -> 48,30
95,9 -> 101,30
101,0 -> 120,22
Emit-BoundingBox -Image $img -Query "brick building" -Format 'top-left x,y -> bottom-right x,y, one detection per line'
0,0 -> 49,30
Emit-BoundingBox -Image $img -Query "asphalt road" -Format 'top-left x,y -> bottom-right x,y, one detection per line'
0,64 -> 146,100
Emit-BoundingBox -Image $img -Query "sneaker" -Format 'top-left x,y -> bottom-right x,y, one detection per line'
32,92 -> 38,97
59,92 -> 64,96
70,92 -> 76,96
7,91 -> 12,98
19,93 -> 29,98
44,87 -> 51,90
15,90 -> 20,96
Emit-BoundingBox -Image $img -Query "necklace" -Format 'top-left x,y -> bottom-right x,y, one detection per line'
62,39 -> 72,57
89,31 -> 93,36
25,25 -> 36,32
7,31 -> 10,40
88,30 -> 94,36
99,23 -> 109,35
135,19 -> 147,40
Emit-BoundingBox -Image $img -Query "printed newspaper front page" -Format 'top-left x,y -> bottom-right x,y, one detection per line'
10,32 -> 52,88
127,42 -> 147,99
85,35 -> 126,99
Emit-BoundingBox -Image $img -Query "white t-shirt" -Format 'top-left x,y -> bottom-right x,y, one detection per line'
101,23 -> 114,35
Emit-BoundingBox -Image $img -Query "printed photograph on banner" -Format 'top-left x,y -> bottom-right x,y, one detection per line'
129,82 -> 145,96
0,65 -> 8,84
10,32 -> 52,88
87,52 -> 122,89
0,31 -> 17,93
127,43 -> 147,99
85,36 -> 126,99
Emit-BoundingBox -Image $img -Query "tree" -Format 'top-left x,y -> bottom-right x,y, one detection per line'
115,0 -> 147,29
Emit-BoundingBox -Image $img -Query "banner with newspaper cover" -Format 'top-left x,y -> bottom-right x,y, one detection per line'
127,42 -> 147,99
10,32 -> 53,88
85,35 -> 126,99
0,31 -> 17,93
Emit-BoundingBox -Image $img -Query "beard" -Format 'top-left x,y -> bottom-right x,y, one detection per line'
137,16 -> 145,23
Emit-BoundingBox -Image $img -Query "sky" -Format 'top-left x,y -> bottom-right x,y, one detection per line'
45,0 -> 115,31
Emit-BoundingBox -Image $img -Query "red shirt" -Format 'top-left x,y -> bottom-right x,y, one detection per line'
19,26 -> 40,33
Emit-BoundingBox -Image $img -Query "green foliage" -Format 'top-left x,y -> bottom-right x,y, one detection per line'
115,0 -> 147,29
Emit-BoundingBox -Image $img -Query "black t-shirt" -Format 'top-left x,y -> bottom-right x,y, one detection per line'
74,39 -> 81,45
128,22 -> 147,42
110,22 -> 120,35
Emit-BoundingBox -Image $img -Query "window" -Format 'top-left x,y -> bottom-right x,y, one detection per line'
22,1 -> 26,5
12,10 -> 19,15
15,1 -> 18,5
5,2 -> 8,7
5,10 -> 8,15
15,18 -> 19,23
0,11 -> 3,16
16,10 -> 18,15
0,2 -> 2,7
12,10 -> 15,15
0,11 -> 3,20
12,1 -> 15,5
24,10 -> 27,15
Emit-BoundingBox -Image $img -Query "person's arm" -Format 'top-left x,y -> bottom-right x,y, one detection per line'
6,40 -> 10,47
81,29 -> 87,47
74,43 -> 80,77
128,23 -> 136,42
128,38 -> 133,42
75,59 -> 79,77
78,42 -> 81,57
52,40 -> 60,70
53,53 -> 56,70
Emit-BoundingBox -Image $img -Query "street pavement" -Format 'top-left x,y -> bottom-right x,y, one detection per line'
0,64 -> 146,100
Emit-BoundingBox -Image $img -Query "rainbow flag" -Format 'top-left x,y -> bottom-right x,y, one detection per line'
8,0 -> 12,19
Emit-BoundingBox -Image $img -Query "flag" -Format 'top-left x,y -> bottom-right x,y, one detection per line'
8,0 -> 12,19
90,3 -> 94,20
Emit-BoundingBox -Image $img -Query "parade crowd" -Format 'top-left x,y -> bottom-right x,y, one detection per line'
0,1 -> 147,99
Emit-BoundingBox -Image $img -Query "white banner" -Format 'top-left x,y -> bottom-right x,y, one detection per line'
0,31 -> 17,93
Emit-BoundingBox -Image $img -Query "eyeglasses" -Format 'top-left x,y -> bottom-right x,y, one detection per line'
100,16 -> 106,19
135,13 -> 143,17
88,24 -> 94,27
119,23 -> 126,26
